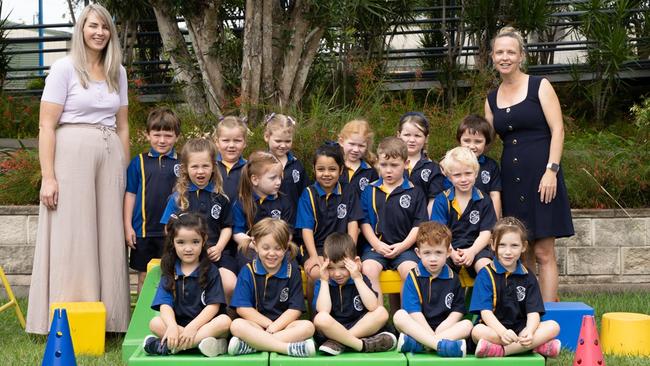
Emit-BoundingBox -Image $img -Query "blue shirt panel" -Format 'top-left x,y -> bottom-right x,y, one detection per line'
339,160 -> 378,198
406,155 -> 445,199
280,151 -> 311,209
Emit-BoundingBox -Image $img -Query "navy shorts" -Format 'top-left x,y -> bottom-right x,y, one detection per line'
447,247 -> 493,277
297,245 -> 324,266
129,237 -> 165,272
361,247 -> 419,270
213,249 -> 239,275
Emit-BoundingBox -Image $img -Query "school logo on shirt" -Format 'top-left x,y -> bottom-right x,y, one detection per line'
516,286 -> 526,302
353,295 -> 363,311
481,170 -> 491,184
201,291 -> 207,306
337,204 -> 347,219
279,287 -> 289,302
399,194 -> 411,209
271,209 -> 282,219
359,177 -> 369,191
211,204 -> 222,220
173,164 -> 181,178
292,169 -> 300,183
445,292 -> 454,309
421,169 -> 432,182
469,210 -> 480,225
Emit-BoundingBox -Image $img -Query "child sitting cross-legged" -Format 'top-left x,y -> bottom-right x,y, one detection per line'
393,221 -> 472,357
312,232 -> 397,355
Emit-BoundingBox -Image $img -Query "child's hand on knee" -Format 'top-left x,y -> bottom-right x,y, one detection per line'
163,325 -> 180,352
499,329 -> 519,345
179,324 -> 199,350
450,249 -> 463,266
518,328 -> 533,347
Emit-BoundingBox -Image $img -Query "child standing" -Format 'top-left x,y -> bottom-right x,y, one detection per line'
124,107 -> 181,293
264,113 -> 310,206
229,218 -> 316,357
337,119 -> 378,197
393,221 -> 472,357
397,112 -> 445,215
213,116 -> 248,202
160,138 -> 236,301
313,232 -> 396,355
431,147 -> 496,276
145,213 -> 232,357
360,137 -> 429,300
470,217 -> 561,358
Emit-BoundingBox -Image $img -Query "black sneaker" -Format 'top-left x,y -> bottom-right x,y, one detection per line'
143,335 -> 170,355
361,331 -> 397,353
319,339 -> 345,355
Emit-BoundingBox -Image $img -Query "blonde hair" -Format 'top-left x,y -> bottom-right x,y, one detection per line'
491,216 -> 528,260
338,119 -> 377,165
264,113 -> 295,138
249,217 -> 298,260
70,4 -> 122,93
175,138 -> 224,210
439,146 -> 479,176
377,136 -> 408,161
491,26 -> 527,69
238,151 -> 283,230
213,116 -> 248,140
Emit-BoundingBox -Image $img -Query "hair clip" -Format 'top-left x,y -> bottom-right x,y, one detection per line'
218,115 -> 225,122
324,140 -> 339,147
265,112 -> 276,124
286,116 -> 297,126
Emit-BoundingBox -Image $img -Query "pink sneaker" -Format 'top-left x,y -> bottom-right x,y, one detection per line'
534,339 -> 561,358
474,339 -> 505,358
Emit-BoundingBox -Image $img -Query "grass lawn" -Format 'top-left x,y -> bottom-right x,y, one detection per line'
2,291 -> 650,365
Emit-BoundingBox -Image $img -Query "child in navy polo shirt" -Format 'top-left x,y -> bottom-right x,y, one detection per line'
160,138 -> 236,301
393,221 -> 471,357
313,233 -> 396,356
470,217 -> 560,358
337,119 -> 378,197
145,213 -> 231,357
360,137 -> 428,299
431,146 -> 496,276
124,107 -> 181,294
213,116 -> 248,202
264,113 -> 310,207
229,218 -> 316,357
397,112 -> 445,215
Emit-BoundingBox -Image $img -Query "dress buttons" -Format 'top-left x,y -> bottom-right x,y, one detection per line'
513,157 -> 518,164
506,107 -> 511,113
515,177 -> 521,183
508,125 -> 513,131
512,139 -> 517,145
520,195 -> 525,202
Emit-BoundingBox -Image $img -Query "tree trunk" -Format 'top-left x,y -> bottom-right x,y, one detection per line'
151,0 -> 209,115
290,26 -> 323,106
240,0 -> 263,122
278,0 -> 309,108
240,0 -> 255,114
261,0 -> 274,103
121,18 -> 137,67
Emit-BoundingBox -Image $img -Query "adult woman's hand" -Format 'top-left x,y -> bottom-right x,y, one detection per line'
40,177 -> 59,210
538,170 -> 557,204
38,102 -> 63,210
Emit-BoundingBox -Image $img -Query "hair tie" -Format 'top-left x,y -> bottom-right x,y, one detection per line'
218,115 -> 225,122
265,112 -> 276,124
324,140 -> 339,147
287,116 -> 297,126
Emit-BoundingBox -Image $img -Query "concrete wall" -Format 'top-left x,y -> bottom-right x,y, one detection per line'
1,206 -> 649,298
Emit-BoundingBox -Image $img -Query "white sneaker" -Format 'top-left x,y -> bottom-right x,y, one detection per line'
228,336 -> 257,355
198,337 -> 227,357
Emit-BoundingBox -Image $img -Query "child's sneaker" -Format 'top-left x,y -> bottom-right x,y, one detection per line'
319,339 -> 345,356
534,339 -> 561,358
143,335 -> 170,355
437,339 -> 466,357
361,331 -> 397,352
474,339 -> 505,358
396,333 -> 424,353
198,337 -> 227,357
287,339 -> 316,357
228,336 -> 257,355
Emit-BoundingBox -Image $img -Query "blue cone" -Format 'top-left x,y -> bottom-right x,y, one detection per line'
42,308 -> 77,366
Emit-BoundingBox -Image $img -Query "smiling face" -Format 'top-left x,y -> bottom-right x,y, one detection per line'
251,163 -> 283,197
493,231 -> 526,272
82,12 -> 111,54
339,133 -> 368,164
146,129 -> 178,155
265,129 -> 293,159
254,233 -> 287,273
416,242 -> 450,276
445,162 -> 477,194
314,155 -> 342,192
459,130 -> 487,157
215,126 -> 246,164
173,227 -> 203,265
492,36 -> 524,76
398,122 -> 427,158
186,150 -> 214,189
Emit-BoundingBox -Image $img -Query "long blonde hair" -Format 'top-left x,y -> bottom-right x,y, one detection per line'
175,138 -> 224,211
70,4 -> 122,93
338,119 -> 378,165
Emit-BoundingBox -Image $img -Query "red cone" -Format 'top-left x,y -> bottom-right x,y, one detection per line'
573,315 -> 605,366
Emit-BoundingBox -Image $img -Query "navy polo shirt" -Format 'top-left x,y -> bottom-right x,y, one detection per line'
312,275 -> 376,327
230,256 -> 305,321
151,261 -> 227,327
280,151 -> 310,207
232,192 -> 296,234
339,160 -> 378,198
430,187 -> 496,250
217,154 -> 246,203
126,148 -> 180,237
470,259 -> 545,330
443,155 -> 502,194
402,262 -> 466,329
406,154 -> 445,199
160,182 -> 233,246
360,178 -> 428,245
295,182 -> 364,249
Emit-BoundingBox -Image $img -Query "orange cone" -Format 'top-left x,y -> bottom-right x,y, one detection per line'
573,315 -> 605,366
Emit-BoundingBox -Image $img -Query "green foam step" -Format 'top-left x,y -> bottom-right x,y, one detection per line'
270,351 -> 407,366
406,352 -> 545,365
128,347 -> 269,365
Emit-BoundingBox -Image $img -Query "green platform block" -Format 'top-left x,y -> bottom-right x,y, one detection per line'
406,352 -> 545,365
128,347 -> 269,365
122,266 -> 163,362
270,350 -> 407,366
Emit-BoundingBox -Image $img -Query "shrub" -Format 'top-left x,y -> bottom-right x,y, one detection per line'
0,149 -> 41,205
0,95 -> 40,139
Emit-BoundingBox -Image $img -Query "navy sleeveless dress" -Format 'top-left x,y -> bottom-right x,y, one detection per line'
487,76 -> 574,240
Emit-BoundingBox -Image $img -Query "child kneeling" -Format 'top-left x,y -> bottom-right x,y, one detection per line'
313,233 -> 396,355
393,221 -> 472,357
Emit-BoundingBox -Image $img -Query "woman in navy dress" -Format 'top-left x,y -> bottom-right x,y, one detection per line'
484,27 -> 574,302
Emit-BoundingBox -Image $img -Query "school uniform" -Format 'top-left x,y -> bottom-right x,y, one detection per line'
295,182 -> 364,256
360,178 -> 428,269
230,256 -> 305,321
232,192 -> 296,234
160,182 -> 237,273
339,159 -> 378,198
217,154 -> 246,203
406,154 -> 445,199
402,262 -> 466,330
126,148 -> 180,271
280,151 -> 310,207
151,261 -> 227,327
430,186 -> 496,272
312,275 -> 376,329
443,155 -> 502,195
470,259 -> 545,334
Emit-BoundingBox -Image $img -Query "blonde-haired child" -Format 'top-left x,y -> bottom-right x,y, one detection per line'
337,119 -> 378,197
213,116 -> 248,202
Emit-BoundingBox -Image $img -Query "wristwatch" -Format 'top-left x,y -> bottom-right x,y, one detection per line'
546,163 -> 559,172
